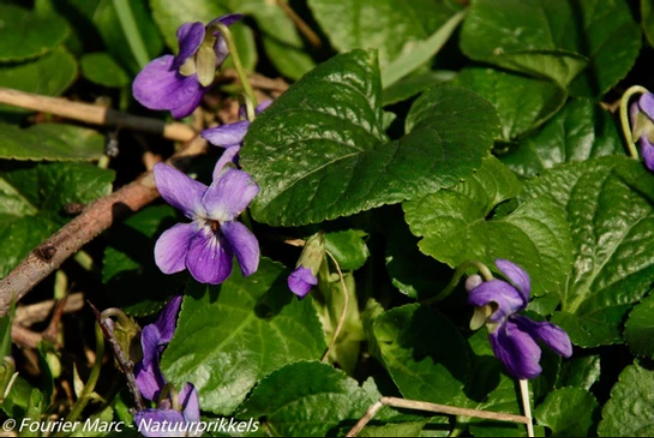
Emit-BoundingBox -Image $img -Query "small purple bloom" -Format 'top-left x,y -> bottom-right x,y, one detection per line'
201,100 -> 272,168
630,92 -> 654,171
153,160 -> 260,285
134,382 -> 201,437
288,267 -> 318,298
467,260 -> 572,380
135,296 -> 183,400
133,15 -> 242,119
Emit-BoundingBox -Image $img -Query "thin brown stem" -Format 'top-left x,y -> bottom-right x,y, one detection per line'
321,251 -> 349,363
346,397 -> 530,437
0,87 -> 196,142
275,0 -> 322,48
0,136 -> 207,316
89,302 -> 145,411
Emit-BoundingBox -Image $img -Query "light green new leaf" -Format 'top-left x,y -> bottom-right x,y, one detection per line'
0,4 -> 68,62
404,157 -> 573,298
242,50 -> 499,226
516,157 -> 654,347
454,68 -> 567,141
160,258 -> 326,415
373,304 -> 471,405
501,99 -> 623,178
460,0 -> 641,97
239,361 -> 371,437
0,162 -> 114,278
0,124 -> 105,161
324,229 -> 370,271
0,47 -> 77,115
535,387 -> 599,437
598,364 -> 654,437
308,0 -> 461,67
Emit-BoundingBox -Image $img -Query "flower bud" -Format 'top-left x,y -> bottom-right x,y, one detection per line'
465,274 -> 483,293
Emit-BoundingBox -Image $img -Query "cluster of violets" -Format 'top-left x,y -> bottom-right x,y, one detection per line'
130,14 -> 578,428
630,91 -> 654,171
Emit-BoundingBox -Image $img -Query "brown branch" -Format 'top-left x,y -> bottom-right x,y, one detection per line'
346,397 -> 530,438
275,0 -> 322,48
89,302 -> 145,412
219,69 -> 290,93
0,136 -> 207,316
11,325 -> 45,349
15,293 -> 85,327
0,87 -> 196,142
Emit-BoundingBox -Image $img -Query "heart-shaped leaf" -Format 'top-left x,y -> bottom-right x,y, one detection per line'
404,157 -> 573,298
535,387 -> 600,437
241,49 -> 500,226
624,294 -> 654,359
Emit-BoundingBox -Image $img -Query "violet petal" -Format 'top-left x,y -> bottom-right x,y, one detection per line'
133,55 -> 204,112
490,320 -> 542,380
134,360 -> 166,401
201,120 -> 250,148
154,223 -> 198,274
155,295 -> 184,344
513,315 -> 573,358
174,22 -> 205,69
201,168 -> 259,222
288,267 -> 317,298
153,163 -> 207,219
213,147 -> 240,180
496,259 -> 531,301
638,92 -> 654,120
170,86 -> 207,119
468,280 -> 526,323
140,324 -> 161,368
640,135 -> 654,171
186,227 -> 234,284
221,221 -> 259,277
179,383 -> 201,423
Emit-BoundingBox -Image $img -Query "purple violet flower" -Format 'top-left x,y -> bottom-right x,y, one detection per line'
134,382 -> 200,437
153,160 -> 260,285
134,296 -> 183,400
467,260 -> 573,380
133,15 -> 242,119
630,92 -> 654,171
288,267 -> 318,298
201,100 -> 272,168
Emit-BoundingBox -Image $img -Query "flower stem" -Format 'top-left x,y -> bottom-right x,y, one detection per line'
322,250 -> 349,363
619,85 -> 649,160
112,0 -> 150,69
216,24 -> 258,121
423,260 -> 494,305
519,379 -> 534,438
59,323 -> 104,432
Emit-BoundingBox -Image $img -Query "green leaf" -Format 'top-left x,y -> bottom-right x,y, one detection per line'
515,157 -> 654,347
556,355 -> 601,391
360,422 -> 428,437
404,157 -> 573,298
0,47 -> 78,115
324,229 -> 370,271
598,363 -> 654,437
101,205 -> 180,316
381,10 -> 466,87
80,52 -> 130,88
1,376 -> 32,418
534,387 -> 599,437
501,99 -> 623,178
625,294 -> 654,359
0,162 -> 114,277
20,389 -> 44,438
0,123 -> 105,161
307,0 -> 461,67
372,304 -> 471,405
382,70 -> 456,106
242,50 -> 500,226
0,4 -> 68,62
150,0 -> 257,72
643,0 -> 654,48
460,0 -> 641,97
160,258 -> 327,415
239,361 -> 370,437
453,68 -> 567,141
